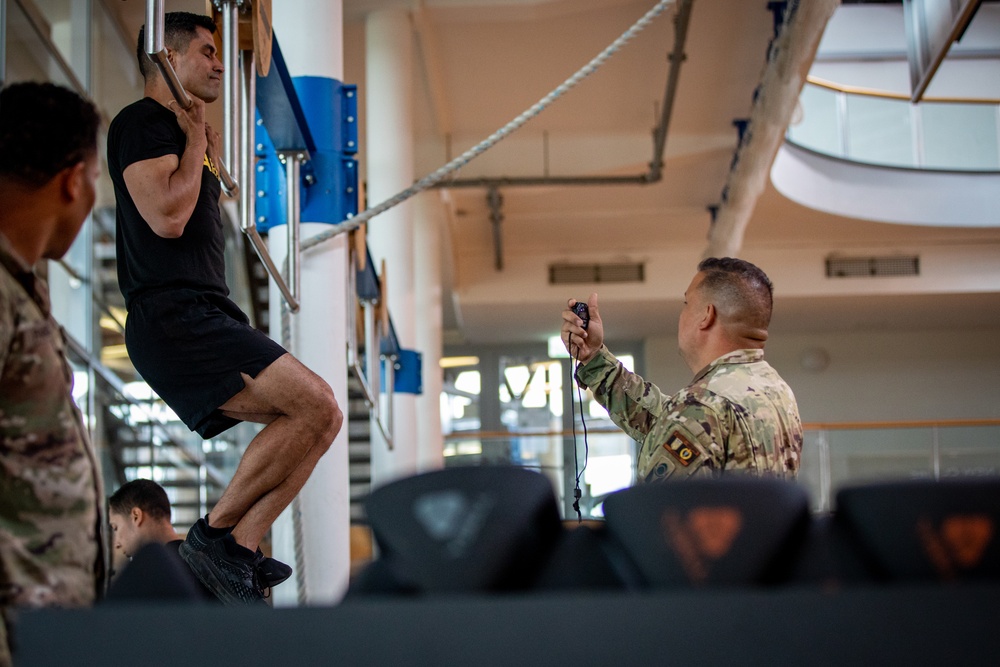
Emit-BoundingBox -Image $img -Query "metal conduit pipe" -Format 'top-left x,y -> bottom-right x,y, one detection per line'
434,0 -> 693,190
438,174 -> 649,188
649,0 -> 692,182
298,0 -> 675,253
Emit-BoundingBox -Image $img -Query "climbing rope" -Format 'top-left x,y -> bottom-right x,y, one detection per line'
282,0 -> 674,605
279,300 -> 309,606
300,0 -> 675,253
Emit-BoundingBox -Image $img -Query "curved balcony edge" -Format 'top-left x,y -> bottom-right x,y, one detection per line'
771,141 -> 1000,228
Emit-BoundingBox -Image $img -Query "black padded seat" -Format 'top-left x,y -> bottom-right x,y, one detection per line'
784,513 -> 875,588
602,477 -> 811,587
533,522 -> 632,591
834,477 -> 1000,582
350,466 -> 562,595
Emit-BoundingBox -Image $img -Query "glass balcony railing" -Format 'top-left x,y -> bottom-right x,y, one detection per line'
446,420 -> 1000,519
444,428 -> 635,520
787,77 -> 1000,172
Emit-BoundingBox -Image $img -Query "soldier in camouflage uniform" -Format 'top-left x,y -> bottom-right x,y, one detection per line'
0,82 -> 105,666
561,257 -> 802,483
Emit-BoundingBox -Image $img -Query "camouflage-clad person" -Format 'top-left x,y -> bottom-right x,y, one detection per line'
576,347 -> 801,481
0,82 -> 105,667
562,257 -> 802,482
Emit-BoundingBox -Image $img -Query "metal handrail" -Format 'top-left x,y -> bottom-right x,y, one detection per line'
144,0 -> 239,196
279,152 -> 303,304
345,242 -> 395,449
11,0 -> 87,95
64,335 -> 229,487
806,75 -> 1000,105
791,77 -> 1000,172
366,302 -> 394,450
443,419 -> 1000,440
238,46 -> 300,310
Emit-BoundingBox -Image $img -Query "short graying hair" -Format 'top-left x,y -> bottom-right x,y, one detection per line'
696,257 -> 773,330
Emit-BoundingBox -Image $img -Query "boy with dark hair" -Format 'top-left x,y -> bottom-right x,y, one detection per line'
108,479 -> 178,560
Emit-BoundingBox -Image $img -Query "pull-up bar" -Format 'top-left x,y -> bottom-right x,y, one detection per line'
144,0 -> 239,197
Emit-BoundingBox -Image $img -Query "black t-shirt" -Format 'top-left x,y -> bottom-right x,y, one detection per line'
107,97 -> 229,308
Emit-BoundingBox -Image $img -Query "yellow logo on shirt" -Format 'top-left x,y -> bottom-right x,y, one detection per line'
203,153 -> 220,180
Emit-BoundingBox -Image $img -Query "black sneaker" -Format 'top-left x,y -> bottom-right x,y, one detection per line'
179,519 -> 265,606
255,550 -> 293,588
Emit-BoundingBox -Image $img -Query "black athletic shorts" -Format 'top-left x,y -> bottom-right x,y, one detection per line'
124,289 -> 287,439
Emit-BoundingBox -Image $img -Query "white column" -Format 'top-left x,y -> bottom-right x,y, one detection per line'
269,0 -> 350,607
414,191 -> 444,472
365,8 -> 420,487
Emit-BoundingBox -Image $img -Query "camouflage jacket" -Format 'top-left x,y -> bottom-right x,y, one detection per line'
0,235 -> 105,631
577,346 -> 802,482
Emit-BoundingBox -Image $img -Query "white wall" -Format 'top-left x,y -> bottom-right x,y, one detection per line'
643,326 -> 1000,424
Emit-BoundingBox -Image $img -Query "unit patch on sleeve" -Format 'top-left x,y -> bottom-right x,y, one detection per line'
663,429 -> 701,467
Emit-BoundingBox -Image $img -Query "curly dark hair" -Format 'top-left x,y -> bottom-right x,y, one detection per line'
697,257 -> 774,330
0,82 -> 99,188
108,479 -> 172,522
136,11 -> 217,81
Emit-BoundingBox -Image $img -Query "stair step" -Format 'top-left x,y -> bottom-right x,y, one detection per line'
170,500 -> 222,510
348,423 -> 371,439
350,482 -> 371,498
154,479 -> 208,489
349,504 -> 368,523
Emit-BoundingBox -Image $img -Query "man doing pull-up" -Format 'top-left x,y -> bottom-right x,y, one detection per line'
107,11 -> 342,605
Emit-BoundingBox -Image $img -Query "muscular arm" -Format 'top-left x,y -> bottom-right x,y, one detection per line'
122,99 -> 209,239
578,347 -> 735,481
575,347 -> 672,442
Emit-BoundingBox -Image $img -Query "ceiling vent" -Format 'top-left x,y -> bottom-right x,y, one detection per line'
826,255 -> 920,278
549,262 -> 645,285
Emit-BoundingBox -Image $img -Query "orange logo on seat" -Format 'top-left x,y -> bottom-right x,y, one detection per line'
662,506 -> 743,583
917,514 -> 994,578
688,507 -> 743,558
941,515 -> 993,568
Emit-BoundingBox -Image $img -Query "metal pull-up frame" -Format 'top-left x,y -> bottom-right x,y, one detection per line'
145,0 -> 300,311
144,0 -> 239,197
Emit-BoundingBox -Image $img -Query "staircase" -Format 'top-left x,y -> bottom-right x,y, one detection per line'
242,239 -> 272,331
348,370 -> 372,523
101,394 -> 227,529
